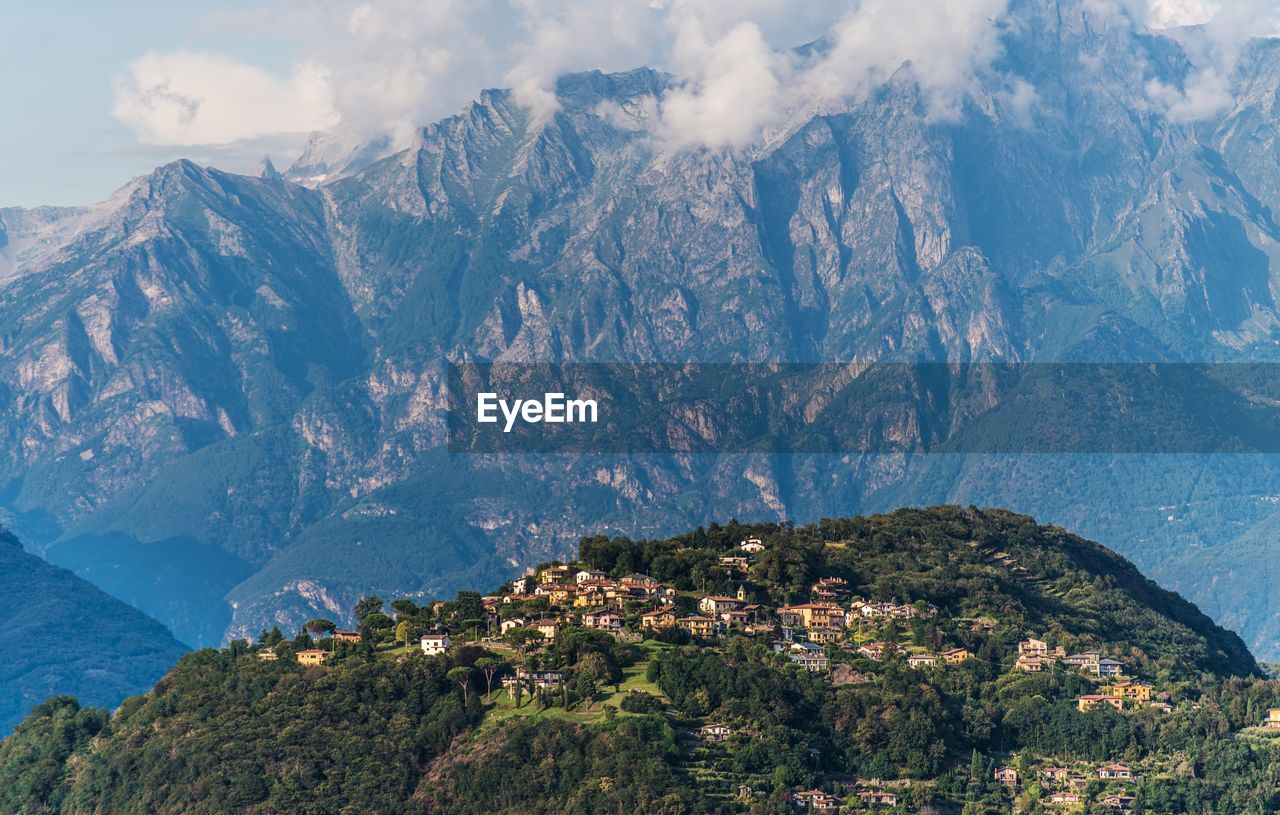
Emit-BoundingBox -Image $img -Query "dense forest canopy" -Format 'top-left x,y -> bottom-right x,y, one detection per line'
580,508 -> 1258,680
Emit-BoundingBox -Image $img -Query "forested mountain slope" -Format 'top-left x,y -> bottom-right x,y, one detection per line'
0,509 -> 1271,814
0,527 -> 186,733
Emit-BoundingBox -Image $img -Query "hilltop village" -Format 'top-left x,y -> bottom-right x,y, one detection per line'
243,512 -> 1280,814
9,509 -> 1280,814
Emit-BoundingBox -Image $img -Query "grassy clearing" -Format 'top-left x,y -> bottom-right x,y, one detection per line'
375,643 -> 415,660
479,638 -> 675,727
1237,727 -> 1280,746
480,688 -> 604,728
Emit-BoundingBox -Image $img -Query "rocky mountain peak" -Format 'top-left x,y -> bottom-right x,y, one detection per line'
255,156 -> 282,181
4,12 -> 1280,657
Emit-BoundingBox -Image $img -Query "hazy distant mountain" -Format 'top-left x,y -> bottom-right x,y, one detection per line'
0,526 -> 186,732
5,0 -> 1280,654
283,130 -> 396,187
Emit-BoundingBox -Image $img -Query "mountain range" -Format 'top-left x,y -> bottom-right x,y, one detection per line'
4,0 -> 1280,657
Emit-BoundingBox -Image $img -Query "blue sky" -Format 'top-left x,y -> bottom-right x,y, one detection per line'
1,2 -> 307,208
0,1 -> 877,209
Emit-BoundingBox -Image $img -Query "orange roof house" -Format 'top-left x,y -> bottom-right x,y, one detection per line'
1078,694 -> 1125,713
641,605 -> 678,630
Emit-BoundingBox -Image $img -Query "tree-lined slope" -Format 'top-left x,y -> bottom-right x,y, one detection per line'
1,509 -> 1272,814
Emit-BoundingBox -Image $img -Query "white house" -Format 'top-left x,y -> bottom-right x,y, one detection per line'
697,723 -> 735,742
420,632 -> 451,655
699,595 -> 743,616
503,668 -> 564,692
739,538 -> 765,553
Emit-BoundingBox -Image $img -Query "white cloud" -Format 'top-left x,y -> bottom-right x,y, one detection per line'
1146,0 -> 1218,29
497,0 -> 849,130
654,0 -> 1014,150
113,51 -> 338,146
110,0 -> 1280,158
800,0 -> 1011,122
657,19 -> 787,150
120,0 -> 515,149
1145,0 -> 1280,122
1146,68 -> 1231,122
999,78 -> 1041,129
319,0 -> 508,143
503,0 -> 666,123
113,0 -> 847,154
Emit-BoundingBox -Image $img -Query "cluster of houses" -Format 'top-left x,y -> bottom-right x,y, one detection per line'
273,569 -> 1165,735
1012,638 -> 1168,718
849,640 -> 973,669
258,542 -> 1199,815
789,781 -> 904,813
995,763 -> 1138,811
1077,681 -> 1154,712
508,567 -> 676,611
644,716 -> 1147,814
273,537 -> 979,683
439,540 -> 970,678
1015,638 -> 1126,678
850,599 -> 938,620
270,536 -> 989,685
262,628 -> 365,666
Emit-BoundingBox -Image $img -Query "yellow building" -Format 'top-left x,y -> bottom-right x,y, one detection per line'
296,649 -> 329,667
641,606 -> 678,630
1266,709 -> 1280,729
530,620 -> 561,641
539,565 -> 570,583
807,628 -> 843,644
1078,694 -> 1124,713
1106,681 -> 1151,703
942,647 -> 973,664
777,603 -> 847,630
548,587 -> 575,606
679,615 -> 717,638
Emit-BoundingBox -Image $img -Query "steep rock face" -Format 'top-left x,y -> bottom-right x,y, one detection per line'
5,1 -> 1280,650
1214,40 -> 1280,218
0,162 -> 365,502
0,163 -> 367,643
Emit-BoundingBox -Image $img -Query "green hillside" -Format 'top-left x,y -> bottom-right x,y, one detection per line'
3,508 -> 1278,814
576,506 -> 1259,681
0,528 -> 188,734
